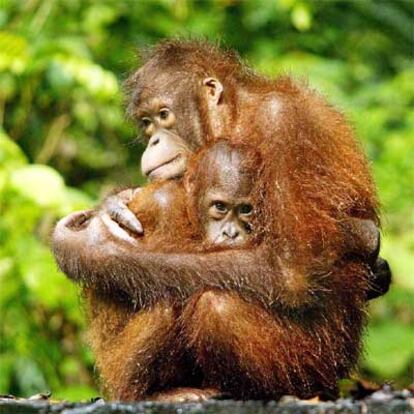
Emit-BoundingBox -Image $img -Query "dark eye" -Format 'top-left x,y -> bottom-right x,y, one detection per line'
239,204 -> 253,215
214,202 -> 227,213
244,222 -> 253,234
141,118 -> 151,128
159,108 -> 170,120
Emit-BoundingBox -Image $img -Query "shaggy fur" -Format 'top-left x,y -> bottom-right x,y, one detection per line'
83,141 -> 264,400
53,40 -> 380,400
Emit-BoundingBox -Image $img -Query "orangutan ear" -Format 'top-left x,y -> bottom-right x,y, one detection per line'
203,77 -> 224,105
183,173 -> 195,195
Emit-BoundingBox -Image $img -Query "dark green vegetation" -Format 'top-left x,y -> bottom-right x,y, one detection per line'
0,0 -> 413,400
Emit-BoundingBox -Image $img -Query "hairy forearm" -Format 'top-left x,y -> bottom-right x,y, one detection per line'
58,238 -> 325,310
52,211 -> 330,309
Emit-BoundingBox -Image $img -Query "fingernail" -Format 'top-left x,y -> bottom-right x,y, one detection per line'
132,221 -> 143,234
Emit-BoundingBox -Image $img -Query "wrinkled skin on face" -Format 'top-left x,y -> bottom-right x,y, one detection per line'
139,101 -> 190,181
130,72 -> 210,182
197,146 -> 255,247
203,191 -> 254,246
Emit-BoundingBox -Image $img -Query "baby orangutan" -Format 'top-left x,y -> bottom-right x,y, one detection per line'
85,140 -> 261,402
124,140 -> 260,252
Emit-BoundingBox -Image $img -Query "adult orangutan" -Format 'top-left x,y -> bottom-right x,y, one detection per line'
65,39 -> 389,304
53,40 -> 391,400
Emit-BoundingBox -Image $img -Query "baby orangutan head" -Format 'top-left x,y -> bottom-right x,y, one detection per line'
186,140 -> 263,248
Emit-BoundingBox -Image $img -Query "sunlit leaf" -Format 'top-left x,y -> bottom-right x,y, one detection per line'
0,130 -> 28,168
381,234 -> 414,290
0,30 -> 28,73
48,55 -> 119,100
291,3 -> 312,31
9,165 -> 66,208
17,236 -> 79,309
54,385 -> 98,401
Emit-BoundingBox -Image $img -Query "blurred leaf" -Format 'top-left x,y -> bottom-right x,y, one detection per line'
54,385 -> 98,401
0,30 -> 28,73
291,3 -> 312,31
0,131 -> 28,168
59,187 -> 93,216
17,236 -> 78,309
9,165 -> 66,208
364,321 -> 414,379
381,234 -> 414,290
48,55 -> 119,100
0,355 -> 13,392
83,4 -> 120,33
14,357 -> 48,396
0,72 -> 17,100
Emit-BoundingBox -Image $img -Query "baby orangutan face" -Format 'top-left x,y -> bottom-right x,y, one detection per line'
203,189 -> 254,246
197,143 -> 257,247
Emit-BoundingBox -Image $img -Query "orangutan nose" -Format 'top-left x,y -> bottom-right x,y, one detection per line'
223,223 -> 240,240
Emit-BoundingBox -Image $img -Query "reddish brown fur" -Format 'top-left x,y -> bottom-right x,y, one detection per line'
83,141 -> 263,400
86,289 -> 197,400
54,40 -> 379,400
122,40 -> 379,308
83,181 -> 195,399
127,180 -> 197,251
82,181 -> 192,399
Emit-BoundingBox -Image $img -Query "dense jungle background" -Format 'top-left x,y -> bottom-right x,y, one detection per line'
0,0 -> 413,400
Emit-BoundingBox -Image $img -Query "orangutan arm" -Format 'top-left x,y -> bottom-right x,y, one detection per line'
52,213 -> 323,311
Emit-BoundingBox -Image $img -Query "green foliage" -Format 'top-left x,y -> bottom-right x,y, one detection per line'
0,132 -> 94,397
0,0 -> 412,399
